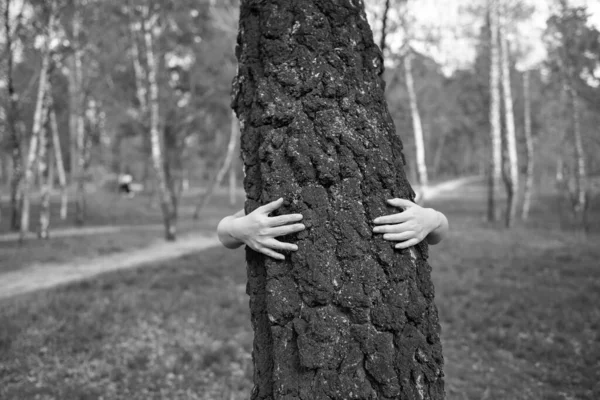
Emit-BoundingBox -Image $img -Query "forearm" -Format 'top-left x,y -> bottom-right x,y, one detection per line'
426,210 -> 449,245
217,210 -> 245,249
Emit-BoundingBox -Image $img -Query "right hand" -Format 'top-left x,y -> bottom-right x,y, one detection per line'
231,198 -> 305,260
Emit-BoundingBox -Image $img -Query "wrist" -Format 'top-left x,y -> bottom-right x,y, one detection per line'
427,208 -> 441,232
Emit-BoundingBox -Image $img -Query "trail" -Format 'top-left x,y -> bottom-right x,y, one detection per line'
0,232 -> 220,300
0,176 -> 479,300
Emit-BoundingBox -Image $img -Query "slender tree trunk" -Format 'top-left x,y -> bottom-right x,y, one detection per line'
142,7 -> 176,241
193,112 -> 239,218
521,70 -> 534,220
38,105 -> 51,239
234,1 -> 444,398
5,0 -> 23,231
379,0 -> 391,54
404,51 -> 428,191
568,84 -> 587,215
49,93 -> 68,219
499,26 -> 519,228
21,18 -> 53,239
72,2 -> 86,226
487,0 -> 502,222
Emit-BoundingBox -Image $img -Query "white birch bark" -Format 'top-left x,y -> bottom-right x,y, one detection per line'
488,0 -> 502,222
521,70 -> 534,220
20,13 -> 53,238
404,51 -> 428,192
142,7 -> 176,240
499,25 -> 519,228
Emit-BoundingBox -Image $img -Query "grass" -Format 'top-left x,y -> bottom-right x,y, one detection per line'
0,189 -> 241,274
1,182 -> 599,399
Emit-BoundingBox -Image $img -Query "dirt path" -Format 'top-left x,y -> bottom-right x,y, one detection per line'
0,176 -> 480,300
0,232 -> 221,300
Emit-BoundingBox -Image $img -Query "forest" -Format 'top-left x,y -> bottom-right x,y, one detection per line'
1,0 -> 599,399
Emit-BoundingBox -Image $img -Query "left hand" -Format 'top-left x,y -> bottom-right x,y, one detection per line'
372,198 -> 440,249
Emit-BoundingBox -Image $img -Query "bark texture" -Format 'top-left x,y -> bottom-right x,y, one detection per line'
487,0 -> 502,222
521,70 -> 534,220
233,1 -> 444,399
499,27 -> 518,228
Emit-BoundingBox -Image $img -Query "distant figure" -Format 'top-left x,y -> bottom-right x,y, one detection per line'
118,173 -> 134,197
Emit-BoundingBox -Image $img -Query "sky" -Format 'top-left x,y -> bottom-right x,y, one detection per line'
367,0 -> 600,74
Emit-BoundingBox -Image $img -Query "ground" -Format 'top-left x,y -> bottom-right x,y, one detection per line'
0,181 -> 599,399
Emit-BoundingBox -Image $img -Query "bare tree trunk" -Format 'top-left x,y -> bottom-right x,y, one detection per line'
142,7 -> 176,241
5,0 -> 23,231
521,70 -> 534,220
235,1 -> 444,398
404,51 -> 428,191
568,84 -> 587,215
72,2 -> 86,226
379,0 -> 391,54
21,17 -> 53,239
49,93 -> 68,219
499,25 -> 519,228
487,0 -> 502,222
38,105 -> 51,239
193,112 -> 239,218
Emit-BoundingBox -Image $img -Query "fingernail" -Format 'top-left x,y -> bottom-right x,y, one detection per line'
292,245 -> 298,251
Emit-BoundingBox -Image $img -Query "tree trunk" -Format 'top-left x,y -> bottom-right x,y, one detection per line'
21,17 -> 53,239
38,104 -> 52,239
142,7 -> 176,241
49,93 -> 68,220
404,51 -> 428,193
72,1 -> 86,226
568,84 -> 587,215
487,0 -> 502,222
193,112 -> 240,218
5,0 -> 23,231
521,70 -> 534,220
234,1 -> 444,399
499,26 -> 519,228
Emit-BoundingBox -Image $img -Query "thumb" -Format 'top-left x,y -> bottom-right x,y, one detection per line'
387,198 -> 415,210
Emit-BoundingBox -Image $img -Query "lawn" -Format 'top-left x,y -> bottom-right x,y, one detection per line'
1,185 -> 599,399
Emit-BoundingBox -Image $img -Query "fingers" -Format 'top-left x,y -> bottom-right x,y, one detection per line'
256,197 -> 284,214
395,238 -> 420,249
372,222 -> 412,233
269,213 -> 303,227
373,212 -> 410,225
387,198 -> 416,210
382,231 -> 415,242
258,247 -> 285,260
266,223 -> 306,237
263,238 -> 298,252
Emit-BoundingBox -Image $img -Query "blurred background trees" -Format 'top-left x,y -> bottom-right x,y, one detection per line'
0,0 -> 599,238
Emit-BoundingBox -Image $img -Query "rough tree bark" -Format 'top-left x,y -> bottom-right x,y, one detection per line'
193,112 -> 240,217
521,70 -> 534,220
487,0 -> 502,222
404,50 -> 428,192
233,1 -> 444,399
141,6 -> 176,241
20,12 -> 53,239
499,25 -> 518,228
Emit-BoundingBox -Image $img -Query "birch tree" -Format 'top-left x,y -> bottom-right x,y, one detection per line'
20,8 -> 55,239
234,0 -> 444,397
140,5 -> 176,240
487,0 -> 502,222
499,22 -> 519,227
521,69 -> 534,220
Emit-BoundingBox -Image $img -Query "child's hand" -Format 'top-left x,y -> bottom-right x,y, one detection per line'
372,198 -> 442,249
231,198 -> 305,260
